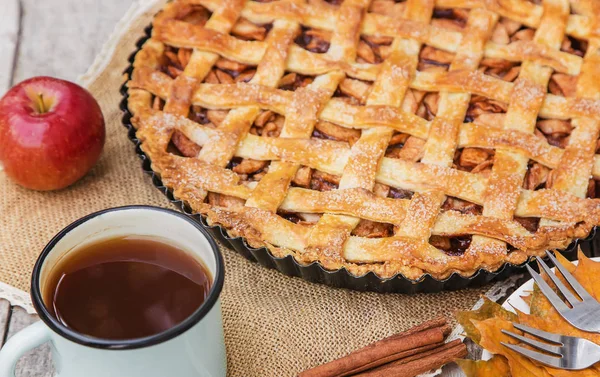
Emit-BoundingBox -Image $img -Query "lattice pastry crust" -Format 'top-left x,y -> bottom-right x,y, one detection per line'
128,0 -> 600,280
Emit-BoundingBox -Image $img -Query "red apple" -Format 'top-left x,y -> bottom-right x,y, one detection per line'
0,77 -> 105,191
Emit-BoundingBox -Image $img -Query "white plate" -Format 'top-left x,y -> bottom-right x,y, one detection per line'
481,257 -> 600,360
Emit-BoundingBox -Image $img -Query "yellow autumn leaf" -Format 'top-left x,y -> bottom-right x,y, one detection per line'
572,250 -> 600,300
456,297 -> 517,344
456,356 -> 510,377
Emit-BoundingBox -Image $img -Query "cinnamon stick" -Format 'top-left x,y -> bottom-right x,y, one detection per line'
352,339 -> 468,377
298,318 -> 450,377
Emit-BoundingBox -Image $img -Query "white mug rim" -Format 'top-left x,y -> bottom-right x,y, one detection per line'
30,205 -> 225,350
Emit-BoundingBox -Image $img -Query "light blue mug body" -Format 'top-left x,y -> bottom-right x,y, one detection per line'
0,206 -> 227,377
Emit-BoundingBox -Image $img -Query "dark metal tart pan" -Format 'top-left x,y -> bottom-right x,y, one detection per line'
119,26 -> 600,293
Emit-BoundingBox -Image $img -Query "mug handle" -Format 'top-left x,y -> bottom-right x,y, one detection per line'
0,321 -> 51,377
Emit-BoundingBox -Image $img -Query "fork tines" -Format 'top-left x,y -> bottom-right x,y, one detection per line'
525,251 -> 600,333
501,323 -> 565,368
501,322 -> 600,370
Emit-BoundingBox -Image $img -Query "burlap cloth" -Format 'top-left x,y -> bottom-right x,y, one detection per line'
0,1 -> 492,375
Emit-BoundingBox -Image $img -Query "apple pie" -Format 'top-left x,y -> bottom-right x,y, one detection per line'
127,0 -> 600,280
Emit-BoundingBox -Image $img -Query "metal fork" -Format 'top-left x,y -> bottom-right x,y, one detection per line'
502,323 -> 600,370
525,251 -> 600,333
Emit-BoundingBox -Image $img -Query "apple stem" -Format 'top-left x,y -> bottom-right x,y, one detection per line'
36,93 -> 47,114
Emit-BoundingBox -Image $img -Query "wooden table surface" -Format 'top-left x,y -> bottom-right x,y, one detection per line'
0,1 -> 480,376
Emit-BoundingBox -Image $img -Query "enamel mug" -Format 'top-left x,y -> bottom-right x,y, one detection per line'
0,206 -> 226,377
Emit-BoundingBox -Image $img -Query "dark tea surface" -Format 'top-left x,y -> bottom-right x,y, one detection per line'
43,236 -> 211,340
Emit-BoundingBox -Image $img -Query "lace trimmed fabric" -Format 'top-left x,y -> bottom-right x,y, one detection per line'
0,282 -> 35,314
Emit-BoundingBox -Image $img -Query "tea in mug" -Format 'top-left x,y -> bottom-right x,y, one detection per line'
43,236 -> 211,340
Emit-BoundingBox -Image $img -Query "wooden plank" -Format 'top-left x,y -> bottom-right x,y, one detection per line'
0,0 -> 20,94
5,307 -> 54,377
0,299 -> 11,347
12,0 -> 134,85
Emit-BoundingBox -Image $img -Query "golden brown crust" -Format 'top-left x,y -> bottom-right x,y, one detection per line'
127,0 -> 600,280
